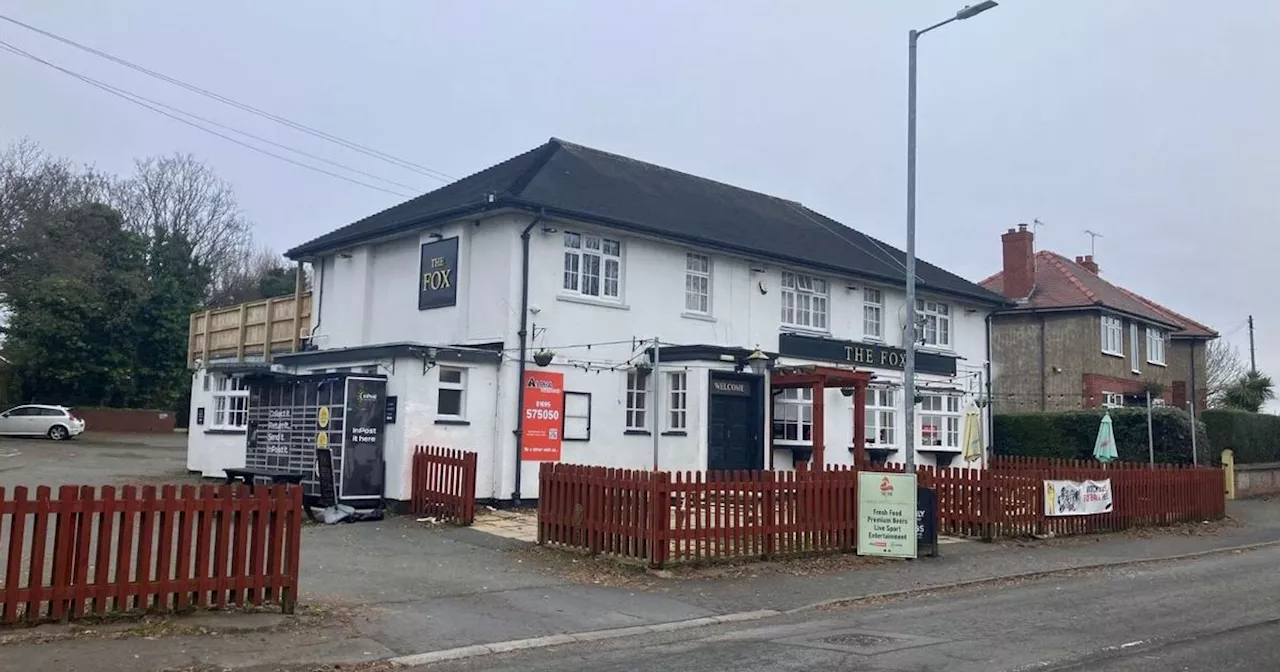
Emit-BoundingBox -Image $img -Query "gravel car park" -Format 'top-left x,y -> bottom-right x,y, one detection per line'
0,432 -> 195,490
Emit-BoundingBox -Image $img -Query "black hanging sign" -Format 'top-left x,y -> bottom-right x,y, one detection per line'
314,447 -> 338,508
384,395 -> 398,424
196,407 -> 205,426
418,237 -> 459,310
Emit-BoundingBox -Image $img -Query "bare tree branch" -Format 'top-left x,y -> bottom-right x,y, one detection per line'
1206,340 -> 1247,409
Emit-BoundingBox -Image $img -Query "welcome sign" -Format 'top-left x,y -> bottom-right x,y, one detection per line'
419,237 -> 459,310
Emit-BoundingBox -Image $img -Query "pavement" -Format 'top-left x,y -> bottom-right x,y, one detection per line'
3,433 -> 1279,670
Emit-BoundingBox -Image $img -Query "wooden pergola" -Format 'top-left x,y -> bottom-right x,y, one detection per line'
770,365 -> 873,468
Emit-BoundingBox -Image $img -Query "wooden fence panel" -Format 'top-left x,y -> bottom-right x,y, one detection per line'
410,446 -> 478,526
0,484 -> 302,626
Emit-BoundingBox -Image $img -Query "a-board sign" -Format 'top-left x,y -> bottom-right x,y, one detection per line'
314,447 -> 337,508
856,471 -> 918,558
917,486 -> 939,558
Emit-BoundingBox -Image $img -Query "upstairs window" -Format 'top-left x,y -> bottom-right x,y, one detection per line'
1146,328 -> 1166,365
563,231 -> 621,300
780,271 -> 828,331
684,253 -> 711,314
915,299 -> 952,348
1101,316 -> 1123,355
863,288 -> 884,340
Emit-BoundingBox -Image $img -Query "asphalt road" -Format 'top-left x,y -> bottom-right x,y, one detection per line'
415,544 -> 1280,672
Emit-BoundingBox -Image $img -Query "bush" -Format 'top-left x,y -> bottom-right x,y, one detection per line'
993,407 -> 1209,465
1200,409 -> 1280,464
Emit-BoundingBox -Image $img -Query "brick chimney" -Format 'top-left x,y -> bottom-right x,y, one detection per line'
1074,255 -> 1100,275
1000,224 -> 1035,300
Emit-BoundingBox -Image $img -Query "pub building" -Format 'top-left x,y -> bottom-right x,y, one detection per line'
185,138 -> 1007,506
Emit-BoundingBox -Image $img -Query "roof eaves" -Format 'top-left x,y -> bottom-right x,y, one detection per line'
285,199 -> 500,260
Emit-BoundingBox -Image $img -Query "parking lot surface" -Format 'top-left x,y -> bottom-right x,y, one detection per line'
0,432 -> 195,490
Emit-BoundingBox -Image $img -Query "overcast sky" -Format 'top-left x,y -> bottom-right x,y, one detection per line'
2,1 -> 1276,398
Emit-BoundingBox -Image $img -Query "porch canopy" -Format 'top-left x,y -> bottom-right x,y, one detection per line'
770,364 -> 873,468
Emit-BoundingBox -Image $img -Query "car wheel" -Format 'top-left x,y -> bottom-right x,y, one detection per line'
47,425 -> 70,441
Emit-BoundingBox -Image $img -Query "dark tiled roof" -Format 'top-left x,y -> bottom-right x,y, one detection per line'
287,138 -> 1008,305
980,251 -> 1216,337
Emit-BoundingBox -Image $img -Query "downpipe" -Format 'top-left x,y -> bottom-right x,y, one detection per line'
512,210 -> 545,503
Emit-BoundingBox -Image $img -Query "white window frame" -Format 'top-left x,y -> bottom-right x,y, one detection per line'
915,299 -> 952,349
211,375 -> 249,430
1100,316 -> 1123,356
919,393 -> 961,448
683,253 -> 711,315
863,287 -> 884,341
666,371 -> 688,431
562,231 -> 622,301
437,366 -> 467,419
772,387 -> 813,444
780,271 -> 829,331
1146,328 -> 1166,366
863,387 -> 898,447
1129,323 -> 1141,373
1102,391 -> 1125,409
625,369 -> 648,431
563,391 -> 591,441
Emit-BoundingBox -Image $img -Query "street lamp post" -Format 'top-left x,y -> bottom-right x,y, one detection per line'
903,1 -> 998,474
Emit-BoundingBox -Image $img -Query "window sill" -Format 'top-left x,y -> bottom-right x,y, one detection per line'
204,428 -> 246,435
434,418 -> 471,426
624,429 -> 651,436
779,326 -> 831,337
680,311 -> 715,323
1131,369 -> 1141,375
916,345 -> 956,355
661,430 -> 687,436
1102,351 -> 1125,359
563,437 -> 591,442
1147,360 -> 1167,367
772,441 -> 813,448
557,294 -> 629,310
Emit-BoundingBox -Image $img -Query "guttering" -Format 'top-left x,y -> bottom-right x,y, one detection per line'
512,209 -> 545,503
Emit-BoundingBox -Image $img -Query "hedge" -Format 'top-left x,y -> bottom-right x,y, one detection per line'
1200,409 -> 1280,464
992,407 -> 1210,465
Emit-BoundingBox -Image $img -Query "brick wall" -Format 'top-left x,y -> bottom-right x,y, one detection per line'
993,310 -> 1192,413
74,408 -> 177,433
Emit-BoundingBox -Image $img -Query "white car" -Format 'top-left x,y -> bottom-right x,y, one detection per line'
0,405 -> 86,440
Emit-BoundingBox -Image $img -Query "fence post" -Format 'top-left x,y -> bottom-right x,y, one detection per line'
648,471 -> 670,569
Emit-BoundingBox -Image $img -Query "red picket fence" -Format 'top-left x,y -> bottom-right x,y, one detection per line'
539,459 -> 1225,568
410,446 -> 477,525
1,484 -> 303,626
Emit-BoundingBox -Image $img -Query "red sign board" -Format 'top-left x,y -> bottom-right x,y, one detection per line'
521,371 -> 564,461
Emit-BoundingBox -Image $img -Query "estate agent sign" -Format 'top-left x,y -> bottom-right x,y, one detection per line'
857,472 -> 918,558
418,237 -> 459,310
521,370 -> 564,461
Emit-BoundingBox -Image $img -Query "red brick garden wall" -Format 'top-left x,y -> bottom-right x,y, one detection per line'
74,408 -> 177,433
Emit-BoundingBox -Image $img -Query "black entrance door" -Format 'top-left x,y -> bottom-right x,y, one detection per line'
707,372 -> 763,471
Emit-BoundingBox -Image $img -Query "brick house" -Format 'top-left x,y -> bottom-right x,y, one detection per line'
981,224 -> 1217,413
